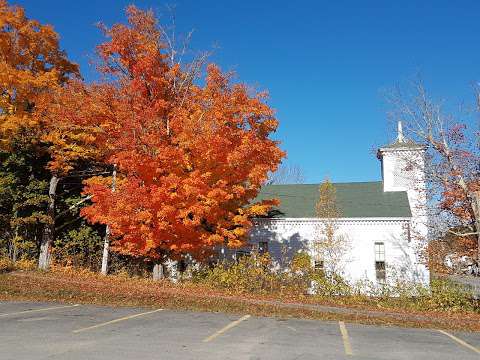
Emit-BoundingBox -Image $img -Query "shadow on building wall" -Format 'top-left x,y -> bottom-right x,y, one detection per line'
249,225 -> 310,267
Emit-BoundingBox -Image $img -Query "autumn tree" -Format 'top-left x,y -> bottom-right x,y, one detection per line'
387,80 -> 480,270
0,0 -> 85,268
0,0 -> 78,140
66,7 -> 285,275
313,179 -> 350,275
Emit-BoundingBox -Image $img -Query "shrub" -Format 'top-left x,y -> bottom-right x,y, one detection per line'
195,251 -> 332,296
195,254 -> 479,313
311,271 -> 351,297
0,257 -> 14,273
53,225 -> 103,270
15,258 -> 36,271
196,253 -> 278,294
290,252 -> 312,274
420,279 -> 477,312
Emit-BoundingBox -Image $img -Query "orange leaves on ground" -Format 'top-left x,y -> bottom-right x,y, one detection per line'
76,6 -> 284,259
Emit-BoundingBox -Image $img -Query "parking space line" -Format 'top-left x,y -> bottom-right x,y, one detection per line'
0,304 -> 80,318
286,325 -> 297,332
73,308 -> 163,333
338,321 -> 353,356
203,315 -> 251,342
438,330 -> 480,355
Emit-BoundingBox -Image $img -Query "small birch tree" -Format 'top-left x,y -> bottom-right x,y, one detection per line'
313,179 -> 350,275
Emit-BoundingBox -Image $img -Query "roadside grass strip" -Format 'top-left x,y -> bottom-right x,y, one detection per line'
338,321 -> 353,356
437,330 -> 480,355
73,308 -> 164,333
0,304 -> 80,318
203,314 -> 251,342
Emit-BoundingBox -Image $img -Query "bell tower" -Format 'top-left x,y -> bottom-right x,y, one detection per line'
377,121 -> 429,283
377,121 -> 426,194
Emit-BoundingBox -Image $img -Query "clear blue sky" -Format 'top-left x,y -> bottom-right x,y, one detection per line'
15,0 -> 480,183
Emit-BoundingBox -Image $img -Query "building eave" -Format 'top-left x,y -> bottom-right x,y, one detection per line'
378,146 -> 427,152
253,217 -> 411,222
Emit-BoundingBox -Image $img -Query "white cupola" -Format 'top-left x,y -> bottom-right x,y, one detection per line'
377,121 -> 426,193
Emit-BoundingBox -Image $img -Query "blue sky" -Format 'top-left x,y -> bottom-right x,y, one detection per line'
15,0 -> 480,183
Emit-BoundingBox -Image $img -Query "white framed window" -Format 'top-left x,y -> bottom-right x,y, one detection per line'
314,260 -> 324,272
375,242 -> 385,261
406,223 -> 411,242
374,242 -> 386,283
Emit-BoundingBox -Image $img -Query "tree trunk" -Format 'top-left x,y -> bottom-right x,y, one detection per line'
473,192 -> 480,263
38,175 -> 60,270
152,263 -> 164,281
9,238 -> 17,263
11,239 -> 17,263
101,165 -> 116,276
10,216 -> 19,262
100,227 -> 110,275
165,259 -> 179,283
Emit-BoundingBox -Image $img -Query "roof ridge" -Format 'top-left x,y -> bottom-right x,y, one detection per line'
264,180 -> 383,186
255,181 -> 411,218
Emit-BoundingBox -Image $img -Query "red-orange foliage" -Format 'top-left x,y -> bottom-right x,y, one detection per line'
434,123 -> 480,258
0,0 -> 78,149
435,124 -> 479,224
73,7 -> 284,259
441,180 -> 480,223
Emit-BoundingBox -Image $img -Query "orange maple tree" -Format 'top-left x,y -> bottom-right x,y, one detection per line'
0,0 -> 83,269
0,0 -> 78,145
74,6 -> 284,261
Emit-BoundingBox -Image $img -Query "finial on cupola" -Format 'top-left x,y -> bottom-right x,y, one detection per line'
397,121 -> 405,143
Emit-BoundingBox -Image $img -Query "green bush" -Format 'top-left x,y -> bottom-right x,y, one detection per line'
53,225 -> 103,269
419,279 -> 477,312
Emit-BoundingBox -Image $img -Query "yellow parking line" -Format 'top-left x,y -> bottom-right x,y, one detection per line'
0,304 -> 80,318
203,315 -> 251,342
339,321 -> 353,356
438,330 -> 480,355
73,308 -> 164,333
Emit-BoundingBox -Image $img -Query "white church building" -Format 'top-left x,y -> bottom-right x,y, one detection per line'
245,122 -> 430,286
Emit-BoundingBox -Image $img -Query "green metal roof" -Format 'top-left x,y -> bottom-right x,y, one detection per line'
379,139 -> 425,150
254,181 -> 411,218
378,122 -> 425,151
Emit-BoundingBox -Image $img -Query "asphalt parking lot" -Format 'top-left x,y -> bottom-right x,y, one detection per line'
1,301 -> 479,360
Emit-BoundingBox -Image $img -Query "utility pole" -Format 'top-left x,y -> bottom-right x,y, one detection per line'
101,165 -> 116,276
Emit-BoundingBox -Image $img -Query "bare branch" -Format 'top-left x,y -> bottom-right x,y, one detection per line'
448,229 -> 478,237
267,163 -> 305,185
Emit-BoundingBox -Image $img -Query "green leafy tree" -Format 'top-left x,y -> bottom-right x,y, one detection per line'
0,140 -> 50,261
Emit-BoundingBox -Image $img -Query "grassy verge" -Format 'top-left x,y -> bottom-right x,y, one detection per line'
1,268 -> 480,332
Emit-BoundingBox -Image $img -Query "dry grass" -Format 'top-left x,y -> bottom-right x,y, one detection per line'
1,268 -> 480,332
